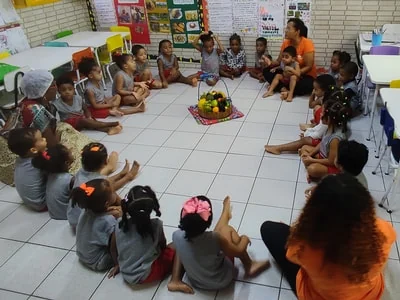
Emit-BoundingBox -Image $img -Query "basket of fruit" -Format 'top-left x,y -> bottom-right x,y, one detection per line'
197,79 -> 232,119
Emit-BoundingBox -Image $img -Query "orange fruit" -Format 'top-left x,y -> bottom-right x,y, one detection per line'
212,107 -> 219,113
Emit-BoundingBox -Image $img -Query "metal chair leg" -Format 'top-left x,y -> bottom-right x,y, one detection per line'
106,65 -> 113,84
386,146 -> 392,175
375,127 -> 385,158
372,146 -> 387,175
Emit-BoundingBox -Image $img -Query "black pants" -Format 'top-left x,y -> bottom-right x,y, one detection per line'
263,68 -> 314,96
260,221 -> 300,295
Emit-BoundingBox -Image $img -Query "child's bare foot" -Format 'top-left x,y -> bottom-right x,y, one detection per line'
264,145 -> 281,155
120,159 -> 130,176
126,160 -> 140,181
280,91 -> 289,100
230,75 -> 234,80
167,281 -> 194,294
262,90 -> 274,98
101,151 -> 119,175
109,109 -> 124,117
223,196 -> 232,221
299,123 -> 313,131
245,260 -> 270,277
137,101 -> 146,112
191,78 -> 198,87
107,125 -> 122,135
286,94 -> 294,102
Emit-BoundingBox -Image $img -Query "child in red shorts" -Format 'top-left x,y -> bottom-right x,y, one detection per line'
108,185 -> 177,284
53,76 -> 122,135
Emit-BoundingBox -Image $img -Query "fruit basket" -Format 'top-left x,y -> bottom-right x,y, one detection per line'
197,79 -> 232,119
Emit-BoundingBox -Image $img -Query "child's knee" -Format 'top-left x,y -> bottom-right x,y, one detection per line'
290,75 -> 297,81
306,163 -> 321,178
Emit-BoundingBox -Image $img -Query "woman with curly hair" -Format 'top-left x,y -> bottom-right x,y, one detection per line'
260,173 -> 396,299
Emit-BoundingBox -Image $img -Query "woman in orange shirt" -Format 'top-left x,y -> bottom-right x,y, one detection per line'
260,173 -> 396,300
262,18 -> 317,97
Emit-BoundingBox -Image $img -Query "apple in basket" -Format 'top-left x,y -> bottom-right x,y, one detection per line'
198,91 -> 230,113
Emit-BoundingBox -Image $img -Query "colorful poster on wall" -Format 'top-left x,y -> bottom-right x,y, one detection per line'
93,0 -> 118,28
146,0 -> 170,33
204,0 -> 233,34
166,0 -> 202,48
113,0 -> 151,44
232,0 -> 258,35
285,0 -> 312,30
258,0 -> 284,40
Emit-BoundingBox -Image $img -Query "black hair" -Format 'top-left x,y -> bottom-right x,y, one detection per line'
81,142 -> 108,172
158,39 -> 172,54
71,178 -> 112,213
32,144 -> 71,173
78,57 -> 98,77
287,18 -> 308,38
56,75 -> 74,88
341,61 -> 359,80
112,53 -> 133,70
282,46 -> 297,58
132,44 -> 145,56
179,195 -> 213,240
256,37 -> 267,46
7,128 -> 39,157
314,74 -> 337,103
229,33 -> 241,45
323,91 -> 352,133
200,31 -> 213,44
337,140 -> 369,176
119,185 -> 161,239
332,50 -> 351,65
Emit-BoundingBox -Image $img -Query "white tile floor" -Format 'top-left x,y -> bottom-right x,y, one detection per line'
0,70 -> 400,300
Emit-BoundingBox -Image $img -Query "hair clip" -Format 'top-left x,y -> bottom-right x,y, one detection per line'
181,197 -> 211,222
42,151 -> 50,161
80,183 -> 95,196
90,146 -> 100,152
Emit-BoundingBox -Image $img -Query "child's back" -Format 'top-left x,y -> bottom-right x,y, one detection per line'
15,157 -> 47,211
172,230 -> 234,290
46,172 -> 72,219
116,218 -> 164,284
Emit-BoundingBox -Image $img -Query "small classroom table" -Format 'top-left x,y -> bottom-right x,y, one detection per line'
358,32 -> 400,54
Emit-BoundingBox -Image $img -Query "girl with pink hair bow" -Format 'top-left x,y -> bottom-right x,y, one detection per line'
168,195 -> 270,292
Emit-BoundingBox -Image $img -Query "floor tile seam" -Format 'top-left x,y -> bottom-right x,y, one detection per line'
88,265 -> 119,300
0,238 -> 25,268
0,202 -> 21,222
233,278 -> 282,290
0,288 -> 34,299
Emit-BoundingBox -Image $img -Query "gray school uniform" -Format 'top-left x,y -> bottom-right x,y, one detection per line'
14,157 -> 46,211
76,210 -> 117,271
201,48 -> 220,76
67,168 -> 105,228
320,129 -> 346,159
136,61 -> 150,74
112,70 -> 134,96
355,172 -> 368,189
172,230 -> 234,290
52,95 -> 84,121
343,80 -> 361,111
85,81 -> 106,106
46,173 -> 73,220
116,218 -> 163,284
157,54 -> 175,70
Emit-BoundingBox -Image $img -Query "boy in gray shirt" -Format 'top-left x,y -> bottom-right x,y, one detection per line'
8,128 -> 48,211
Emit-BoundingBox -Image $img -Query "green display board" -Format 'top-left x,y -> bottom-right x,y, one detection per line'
166,0 -> 202,48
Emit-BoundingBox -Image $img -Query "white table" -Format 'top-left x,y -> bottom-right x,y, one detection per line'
362,55 -> 400,140
52,31 -> 130,86
378,88 -> 400,212
358,33 -> 400,54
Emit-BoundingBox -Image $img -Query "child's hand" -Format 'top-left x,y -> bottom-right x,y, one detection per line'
302,155 -> 314,166
284,66 -> 294,73
241,235 -> 251,246
299,132 -> 304,138
107,206 -> 122,219
261,55 -> 272,66
305,186 -> 316,201
108,265 -> 120,278
137,81 -> 149,90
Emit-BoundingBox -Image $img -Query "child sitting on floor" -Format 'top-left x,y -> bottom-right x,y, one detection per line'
248,37 -> 270,82
53,76 -> 122,135
192,31 -> 224,86
72,179 -> 121,271
132,45 -> 163,89
299,96 -> 352,182
7,128 -> 47,211
32,144 -> 74,220
171,196 -> 269,292
67,142 -> 140,228
79,57 -> 145,118
262,46 -> 300,102
338,61 -> 361,114
328,50 -> 351,81
109,185 -> 177,285
219,33 -> 247,80
157,39 -> 198,88
112,53 -> 149,106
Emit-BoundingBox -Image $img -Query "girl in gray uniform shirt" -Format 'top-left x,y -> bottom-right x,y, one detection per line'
72,179 -> 121,271
171,196 -> 270,291
32,144 -> 74,220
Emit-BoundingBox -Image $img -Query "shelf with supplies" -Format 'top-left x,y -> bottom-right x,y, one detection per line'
12,0 -> 60,9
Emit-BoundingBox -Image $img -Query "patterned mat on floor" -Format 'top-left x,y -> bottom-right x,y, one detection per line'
188,105 -> 244,125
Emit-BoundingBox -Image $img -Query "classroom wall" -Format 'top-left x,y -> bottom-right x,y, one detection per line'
15,0 -> 400,69
16,0 -> 91,47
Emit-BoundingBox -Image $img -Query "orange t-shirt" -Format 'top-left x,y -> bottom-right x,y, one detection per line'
286,218 -> 396,300
281,38 -> 317,78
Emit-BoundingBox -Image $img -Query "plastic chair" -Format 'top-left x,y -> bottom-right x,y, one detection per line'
43,41 -> 70,47
110,26 -> 131,52
363,46 -> 400,115
64,47 -> 94,93
0,51 -> 10,60
56,30 -> 73,39
99,34 -> 125,82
